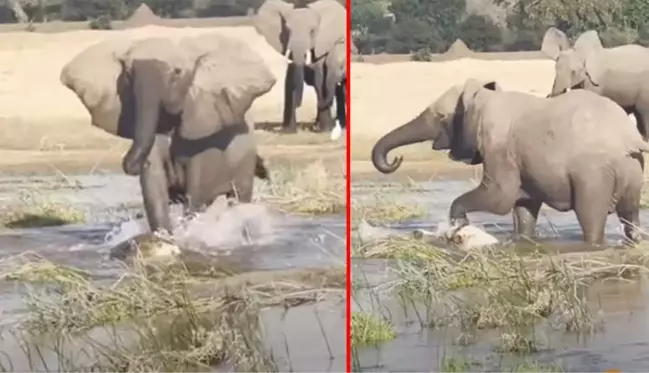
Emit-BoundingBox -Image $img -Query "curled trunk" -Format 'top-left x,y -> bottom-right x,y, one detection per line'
371,109 -> 437,174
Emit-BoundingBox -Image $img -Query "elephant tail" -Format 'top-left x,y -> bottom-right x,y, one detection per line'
255,154 -> 271,181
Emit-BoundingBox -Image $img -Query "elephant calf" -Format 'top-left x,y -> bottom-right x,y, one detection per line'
373,80 -> 649,246
61,35 -> 276,234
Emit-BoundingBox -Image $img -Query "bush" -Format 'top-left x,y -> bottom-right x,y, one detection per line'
411,47 -> 432,61
457,14 -> 502,52
504,29 -> 543,51
599,27 -> 638,47
88,14 -> 112,29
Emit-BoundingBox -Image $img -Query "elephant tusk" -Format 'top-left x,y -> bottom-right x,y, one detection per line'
284,49 -> 291,62
305,51 -> 312,65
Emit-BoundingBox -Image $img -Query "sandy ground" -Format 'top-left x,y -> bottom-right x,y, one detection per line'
0,23 -> 339,176
350,53 -> 558,181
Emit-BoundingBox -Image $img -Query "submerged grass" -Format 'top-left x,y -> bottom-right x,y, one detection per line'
259,160 -> 345,215
0,190 -> 85,228
350,311 -> 396,347
0,251 -> 345,372
354,236 -> 649,356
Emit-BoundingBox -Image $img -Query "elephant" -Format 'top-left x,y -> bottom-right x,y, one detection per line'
60,34 -> 276,234
541,27 -> 649,141
372,79 -> 649,246
253,0 -> 346,134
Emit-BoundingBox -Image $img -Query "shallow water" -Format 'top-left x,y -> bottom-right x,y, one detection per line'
0,174 -> 346,372
352,179 -> 649,372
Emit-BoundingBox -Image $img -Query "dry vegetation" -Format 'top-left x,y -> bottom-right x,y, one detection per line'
0,250 -> 344,371
351,233 -> 649,371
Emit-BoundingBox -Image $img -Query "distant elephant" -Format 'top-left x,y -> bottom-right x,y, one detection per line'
372,80 -> 649,245
541,27 -> 649,141
60,35 -> 276,234
254,0 -> 346,134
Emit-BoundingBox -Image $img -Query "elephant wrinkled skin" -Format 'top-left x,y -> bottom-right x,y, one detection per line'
60,34 -> 276,234
541,27 -> 649,141
254,0 -> 346,134
372,79 -> 649,246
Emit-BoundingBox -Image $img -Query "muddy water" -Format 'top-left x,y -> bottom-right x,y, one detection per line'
0,174 -> 346,372
352,179 -> 649,372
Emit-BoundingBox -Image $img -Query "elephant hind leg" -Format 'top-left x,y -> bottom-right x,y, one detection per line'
254,154 -> 271,182
615,156 -> 644,244
512,198 -> 542,241
571,172 -> 615,246
335,80 -> 346,130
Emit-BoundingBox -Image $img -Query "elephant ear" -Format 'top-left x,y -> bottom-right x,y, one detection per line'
179,35 -> 277,140
541,27 -> 570,60
253,0 -> 293,55
60,38 -> 135,138
585,52 -> 606,86
573,30 -> 603,55
309,0 -> 346,60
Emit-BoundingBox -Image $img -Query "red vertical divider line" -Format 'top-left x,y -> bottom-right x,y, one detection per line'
345,0 -> 352,370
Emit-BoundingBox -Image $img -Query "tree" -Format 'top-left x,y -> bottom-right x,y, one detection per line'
351,0 -> 388,34
458,14 -> 502,52
389,0 -> 465,42
496,0 -> 622,36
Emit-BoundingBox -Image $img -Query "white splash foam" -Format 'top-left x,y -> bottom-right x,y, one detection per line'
103,199 -> 280,254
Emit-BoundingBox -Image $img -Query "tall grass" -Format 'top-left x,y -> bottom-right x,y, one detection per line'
0,251 -> 345,372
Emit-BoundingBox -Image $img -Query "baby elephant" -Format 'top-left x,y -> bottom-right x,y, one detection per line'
446,80 -> 649,246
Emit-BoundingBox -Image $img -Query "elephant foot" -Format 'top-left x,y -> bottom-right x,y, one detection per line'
277,126 -> 298,134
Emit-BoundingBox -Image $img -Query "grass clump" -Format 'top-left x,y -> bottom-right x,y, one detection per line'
1,190 -> 85,228
260,160 -> 345,215
351,197 -> 425,226
0,251 -> 344,372
359,237 -> 649,354
350,311 -> 396,347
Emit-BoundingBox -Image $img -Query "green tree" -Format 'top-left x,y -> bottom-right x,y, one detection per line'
351,0 -> 387,34
389,0 -> 465,42
458,14 -> 502,52
496,0 -> 622,36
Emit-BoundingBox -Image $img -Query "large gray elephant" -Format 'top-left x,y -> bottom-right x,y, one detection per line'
541,27 -> 649,141
372,80 -> 649,245
253,0 -> 346,134
60,34 -> 276,234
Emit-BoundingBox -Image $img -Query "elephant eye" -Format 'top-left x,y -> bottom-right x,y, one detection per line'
173,67 -> 182,75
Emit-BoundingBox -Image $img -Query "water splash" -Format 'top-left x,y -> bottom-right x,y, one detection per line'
103,199 -> 281,254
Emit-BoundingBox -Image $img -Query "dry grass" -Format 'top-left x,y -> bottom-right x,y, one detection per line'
0,189 -> 86,229
351,181 -> 428,227
258,160 -> 345,215
353,236 -> 649,355
350,311 -> 396,347
0,250 -> 344,372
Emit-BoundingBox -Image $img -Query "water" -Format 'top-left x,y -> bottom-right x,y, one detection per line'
0,174 -> 346,372
352,178 -> 649,372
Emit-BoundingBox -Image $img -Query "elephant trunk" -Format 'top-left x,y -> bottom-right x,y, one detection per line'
548,75 -> 570,97
371,109 -> 437,174
122,62 -> 163,176
287,48 -> 310,108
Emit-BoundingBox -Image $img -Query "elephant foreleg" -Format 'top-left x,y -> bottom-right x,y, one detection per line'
281,64 -> 298,133
448,164 -> 520,233
312,62 -> 335,133
140,136 -> 172,234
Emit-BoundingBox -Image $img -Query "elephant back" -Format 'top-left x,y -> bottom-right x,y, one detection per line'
60,38 -> 135,138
